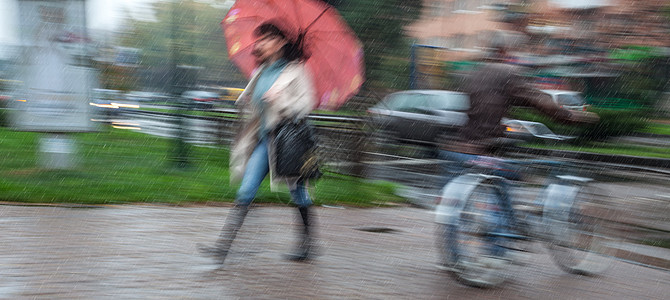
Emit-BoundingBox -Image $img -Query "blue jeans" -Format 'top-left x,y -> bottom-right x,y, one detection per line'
438,150 -> 522,184
235,137 -> 312,207
438,150 -> 478,186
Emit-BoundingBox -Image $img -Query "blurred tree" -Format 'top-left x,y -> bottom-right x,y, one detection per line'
336,0 -> 422,93
118,0 -> 422,99
96,63 -> 138,91
119,0 -> 245,91
601,46 -> 668,110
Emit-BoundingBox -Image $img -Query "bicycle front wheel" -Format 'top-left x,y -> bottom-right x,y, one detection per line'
544,182 -> 610,275
444,181 -> 510,288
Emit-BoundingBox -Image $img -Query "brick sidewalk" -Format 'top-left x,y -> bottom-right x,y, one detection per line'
0,204 -> 669,299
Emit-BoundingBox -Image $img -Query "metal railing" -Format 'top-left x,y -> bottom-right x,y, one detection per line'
123,108 -> 370,176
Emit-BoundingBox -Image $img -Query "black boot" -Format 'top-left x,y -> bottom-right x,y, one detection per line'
285,206 -> 315,262
198,205 -> 249,264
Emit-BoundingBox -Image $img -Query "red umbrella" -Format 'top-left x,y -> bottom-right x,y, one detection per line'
221,0 -> 364,110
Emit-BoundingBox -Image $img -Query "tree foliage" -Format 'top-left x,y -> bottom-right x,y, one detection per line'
96,62 -> 138,91
510,107 -> 648,143
119,0 -> 245,91
337,0 -> 422,91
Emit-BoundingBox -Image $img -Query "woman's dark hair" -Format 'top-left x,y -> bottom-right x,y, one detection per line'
254,22 -> 306,62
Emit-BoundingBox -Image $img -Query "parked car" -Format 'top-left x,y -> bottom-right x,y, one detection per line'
367,89 -> 569,150
367,90 -> 470,146
502,119 -> 575,143
540,89 -> 589,111
181,90 -> 219,110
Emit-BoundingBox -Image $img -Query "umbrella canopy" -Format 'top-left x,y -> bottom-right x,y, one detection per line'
222,0 -> 364,110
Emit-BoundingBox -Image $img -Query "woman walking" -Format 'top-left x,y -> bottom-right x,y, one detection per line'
198,22 -> 318,264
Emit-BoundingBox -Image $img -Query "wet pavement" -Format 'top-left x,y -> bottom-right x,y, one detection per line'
1,204 -> 669,299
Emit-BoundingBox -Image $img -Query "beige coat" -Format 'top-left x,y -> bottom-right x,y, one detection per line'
229,61 -> 316,190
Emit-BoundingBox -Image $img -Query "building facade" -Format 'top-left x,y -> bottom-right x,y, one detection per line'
406,0 -> 669,92
408,0 -> 669,57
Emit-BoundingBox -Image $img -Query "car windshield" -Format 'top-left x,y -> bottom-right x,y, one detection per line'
556,93 -> 584,106
381,92 -> 469,112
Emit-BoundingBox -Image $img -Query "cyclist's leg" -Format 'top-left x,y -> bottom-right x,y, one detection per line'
496,178 -> 517,230
492,161 -> 524,232
479,188 -> 504,257
487,175 -> 536,258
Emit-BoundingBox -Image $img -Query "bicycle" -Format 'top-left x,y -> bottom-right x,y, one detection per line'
434,155 -> 611,288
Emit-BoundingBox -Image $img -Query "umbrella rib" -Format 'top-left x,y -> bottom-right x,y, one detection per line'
304,7 -> 330,32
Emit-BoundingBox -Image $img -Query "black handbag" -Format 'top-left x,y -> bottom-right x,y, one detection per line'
273,118 -> 321,179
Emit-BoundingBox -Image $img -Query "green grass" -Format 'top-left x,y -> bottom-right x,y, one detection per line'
523,142 -> 670,159
640,122 -> 670,136
0,127 -> 403,206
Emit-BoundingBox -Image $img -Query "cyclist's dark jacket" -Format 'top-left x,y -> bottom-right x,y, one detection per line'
446,62 -> 575,155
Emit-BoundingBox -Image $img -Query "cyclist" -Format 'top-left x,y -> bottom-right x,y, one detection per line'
441,30 -> 598,181
438,30 -> 599,269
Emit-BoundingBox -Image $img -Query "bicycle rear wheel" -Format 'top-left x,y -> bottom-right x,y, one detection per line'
544,182 -> 610,275
442,181 -> 510,288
